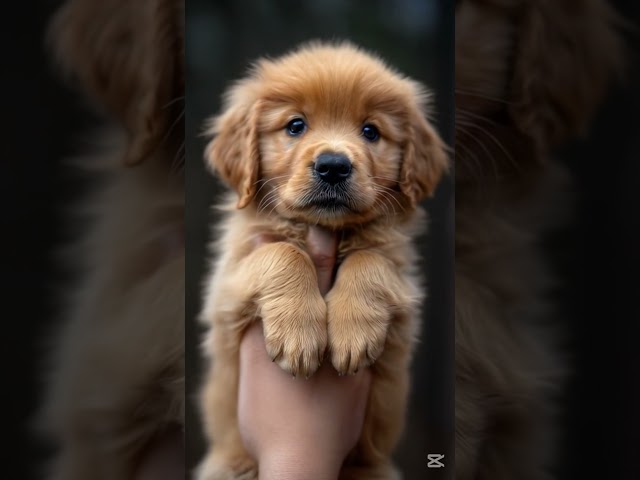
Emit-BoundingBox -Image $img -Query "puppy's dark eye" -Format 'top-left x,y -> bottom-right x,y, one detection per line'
286,118 -> 306,136
362,124 -> 380,142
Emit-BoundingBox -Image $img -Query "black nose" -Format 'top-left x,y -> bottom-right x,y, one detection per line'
314,153 -> 352,185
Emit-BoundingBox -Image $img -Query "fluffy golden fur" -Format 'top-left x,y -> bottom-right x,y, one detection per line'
197,42 -> 448,479
36,1 -> 185,479
455,0 -> 623,478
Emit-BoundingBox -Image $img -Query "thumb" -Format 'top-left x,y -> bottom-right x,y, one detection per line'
306,226 -> 338,296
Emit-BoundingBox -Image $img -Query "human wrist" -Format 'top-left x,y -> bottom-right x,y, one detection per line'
258,447 -> 342,480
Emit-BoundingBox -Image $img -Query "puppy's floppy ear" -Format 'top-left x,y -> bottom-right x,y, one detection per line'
509,0 -> 624,150
205,97 -> 262,210
400,102 -> 449,207
47,0 -> 184,166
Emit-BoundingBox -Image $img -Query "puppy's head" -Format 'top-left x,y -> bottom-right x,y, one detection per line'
205,42 -> 448,227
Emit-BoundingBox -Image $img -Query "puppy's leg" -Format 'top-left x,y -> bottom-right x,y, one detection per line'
197,361 -> 256,480
326,251 -> 412,375
255,242 -> 328,378
327,250 -> 417,478
198,242 -> 327,480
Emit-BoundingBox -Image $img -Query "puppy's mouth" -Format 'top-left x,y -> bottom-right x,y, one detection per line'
300,187 -> 357,214
308,198 -> 351,212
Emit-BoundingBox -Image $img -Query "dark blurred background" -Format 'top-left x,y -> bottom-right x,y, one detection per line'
549,1 -> 640,477
2,1 -> 103,478
185,0 -> 454,478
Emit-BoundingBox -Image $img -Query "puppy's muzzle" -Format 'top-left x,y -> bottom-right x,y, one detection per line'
314,153 -> 352,185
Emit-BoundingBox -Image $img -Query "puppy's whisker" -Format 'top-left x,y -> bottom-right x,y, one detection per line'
454,140 -> 484,176
160,108 -> 185,146
257,189 -> 277,209
253,175 -> 288,200
258,196 -> 280,216
374,186 -> 405,214
375,183 -> 399,194
375,195 -> 393,219
367,174 -> 397,181
374,190 -> 397,216
261,197 -> 279,216
381,192 -> 402,216
161,95 -> 185,110
367,174 -> 409,186
456,127 -> 495,181
373,186 -> 404,218
253,175 -> 288,187
457,120 -> 522,174
170,142 -> 185,175
267,199 -> 285,218
455,124 -> 501,179
454,88 -> 520,106
374,182 -> 403,197
372,194 -> 388,215
299,190 -> 315,207
257,190 -> 280,214
456,109 -> 499,127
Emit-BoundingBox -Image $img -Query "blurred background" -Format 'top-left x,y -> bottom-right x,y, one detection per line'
185,0 -> 455,478
549,1 -> 640,477
2,1 -> 104,478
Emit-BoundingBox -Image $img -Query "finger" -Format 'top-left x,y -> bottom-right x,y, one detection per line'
306,226 -> 338,296
240,322 -> 268,362
251,232 -> 285,250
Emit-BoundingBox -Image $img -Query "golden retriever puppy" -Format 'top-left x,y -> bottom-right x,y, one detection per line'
455,0 -> 623,478
36,1 -> 185,479
197,42 -> 448,479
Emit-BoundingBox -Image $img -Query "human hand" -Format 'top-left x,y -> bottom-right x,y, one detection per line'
237,227 -> 372,480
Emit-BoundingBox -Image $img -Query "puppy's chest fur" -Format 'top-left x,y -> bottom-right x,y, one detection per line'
229,207 -> 426,275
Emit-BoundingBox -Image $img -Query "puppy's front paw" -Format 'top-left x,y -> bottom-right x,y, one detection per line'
327,293 -> 390,375
261,292 -> 327,378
